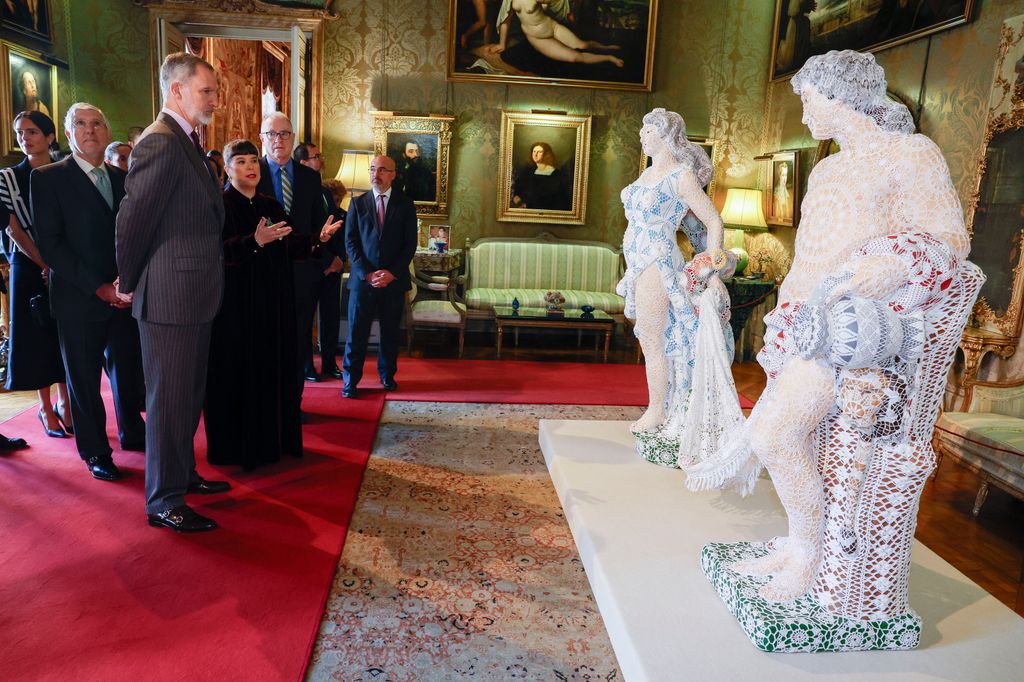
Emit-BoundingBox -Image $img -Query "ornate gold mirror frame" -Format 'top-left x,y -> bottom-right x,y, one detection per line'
966,13 -> 1024,340
135,0 -> 333,148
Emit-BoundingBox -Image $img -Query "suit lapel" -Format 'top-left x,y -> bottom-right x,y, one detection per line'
64,157 -> 114,218
108,163 -> 126,210
156,112 -> 219,203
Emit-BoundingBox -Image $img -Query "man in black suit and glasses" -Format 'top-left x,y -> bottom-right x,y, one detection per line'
116,52 -> 231,533
32,102 -> 146,481
256,113 -> 332,394
342,155 -> 417,399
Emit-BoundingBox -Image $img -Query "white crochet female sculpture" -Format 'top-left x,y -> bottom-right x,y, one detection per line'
690,50 -> 982,651
617,108 -> 739,466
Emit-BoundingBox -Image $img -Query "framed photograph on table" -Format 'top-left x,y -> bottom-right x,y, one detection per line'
1,0 -> 53,44
372,111 -> 456,218
770,0 -> 975,81
1,42 -> 56,155
447,0 -> 658,92
640,135 -> 719,199
497,110 -> 591,226
764,150 -> 798,228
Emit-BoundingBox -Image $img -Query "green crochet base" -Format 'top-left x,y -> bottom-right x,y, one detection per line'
701,541 -> 922,653
635,429 -> 679,467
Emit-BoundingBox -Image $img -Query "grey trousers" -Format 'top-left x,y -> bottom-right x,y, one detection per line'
138,319 -> 212,514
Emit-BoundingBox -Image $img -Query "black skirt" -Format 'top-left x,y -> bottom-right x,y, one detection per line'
5,250 -> 66,391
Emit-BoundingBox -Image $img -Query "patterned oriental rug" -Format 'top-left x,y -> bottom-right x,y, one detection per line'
307,402 -> 642,681
0,384 -> 384,682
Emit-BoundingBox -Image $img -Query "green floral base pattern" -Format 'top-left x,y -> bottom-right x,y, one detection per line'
635,429 -> 679,467
701,542 -> 922,653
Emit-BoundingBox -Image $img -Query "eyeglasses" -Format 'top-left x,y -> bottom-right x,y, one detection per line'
260,130 -> 293,140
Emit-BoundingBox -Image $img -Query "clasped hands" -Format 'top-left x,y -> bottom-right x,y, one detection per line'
97,277 -> 132,308
364,269 -> 396,288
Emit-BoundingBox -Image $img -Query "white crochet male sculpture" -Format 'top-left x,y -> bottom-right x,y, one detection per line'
617,109 -> 740,467
689,50 -> 983,652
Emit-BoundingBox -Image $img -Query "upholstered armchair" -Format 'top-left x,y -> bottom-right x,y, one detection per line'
406,264 -> 467,357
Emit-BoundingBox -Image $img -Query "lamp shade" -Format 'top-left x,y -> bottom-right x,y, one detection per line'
720,188 -> 769,231
335,149 -> 374,208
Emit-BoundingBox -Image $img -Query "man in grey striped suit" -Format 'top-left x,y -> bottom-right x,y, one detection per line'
116,53 -> 231,533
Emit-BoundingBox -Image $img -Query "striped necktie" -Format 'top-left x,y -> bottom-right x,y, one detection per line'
280,167 -> 293,213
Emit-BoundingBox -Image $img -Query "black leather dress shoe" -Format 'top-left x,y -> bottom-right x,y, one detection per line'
147,505 -> 218,532
323,365 -> 344,380
304,369 -> 322,382
342,384 -> 359,399
187,477 -> 231,495
380,377 -> 397,391
0,433 -> 28,451
86,456 -> 122,481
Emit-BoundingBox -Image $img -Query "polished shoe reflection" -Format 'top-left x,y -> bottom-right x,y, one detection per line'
86,456 -> 122,481
304,368 -> 322,383
380,376 -> 397,392
187,477 -> 232,495
147,504 -> 218,532
322,365 -> 344,380
0,433 -> 29,451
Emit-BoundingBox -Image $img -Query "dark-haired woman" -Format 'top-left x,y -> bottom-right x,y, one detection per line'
204,139 -> 341,470
0,110 -> 71,441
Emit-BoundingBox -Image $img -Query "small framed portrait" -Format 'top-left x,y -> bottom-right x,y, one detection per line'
447,0 -> 659,92
497,111 -> 591,225
1,42 -> 56,155
426,224 -> 452,251
770,0 -> 975,81
1,0 -> 53,44
372,112 -> 456,218
640,135 -> 719,199
764,150 -> 799,228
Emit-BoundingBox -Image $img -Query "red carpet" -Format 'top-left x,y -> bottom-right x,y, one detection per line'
374,357 -> 756,409
0,386 -> 384,682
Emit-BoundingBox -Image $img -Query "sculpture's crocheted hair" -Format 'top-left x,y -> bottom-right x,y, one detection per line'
642,108 -> 713,186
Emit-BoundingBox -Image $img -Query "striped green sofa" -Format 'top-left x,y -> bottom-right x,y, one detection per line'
934,377 -> 1024,516
460,232 -> 626,320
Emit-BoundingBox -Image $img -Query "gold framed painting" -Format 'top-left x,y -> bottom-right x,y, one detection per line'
372,112 -> 456,218
965,12 -> 1024,338
640,136 -> 719,200
1,41 -> 56,155
770,0 -> 975,81
497,111 -> 591,225
763,150 -> 798,228
447,0 -> 658,92
1,0 -> 54,44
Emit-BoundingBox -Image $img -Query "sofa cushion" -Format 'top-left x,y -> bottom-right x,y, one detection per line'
411,300 -> 466,324
468,241 -> 620,293
466,287 -> 626,314
936,411 -> 1024,490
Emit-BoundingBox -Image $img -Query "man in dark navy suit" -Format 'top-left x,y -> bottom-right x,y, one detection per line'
342,155 -> 417,398
256,113 -> 334,394
32,102 -> 146,481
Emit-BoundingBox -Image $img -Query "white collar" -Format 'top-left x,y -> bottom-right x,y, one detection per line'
72,152 -> 105,176
372,187 -> 392,201
160,107 -> 196,137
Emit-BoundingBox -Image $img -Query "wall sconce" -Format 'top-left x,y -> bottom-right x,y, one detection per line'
335,149 -> 374,210
719,188 -> 769,232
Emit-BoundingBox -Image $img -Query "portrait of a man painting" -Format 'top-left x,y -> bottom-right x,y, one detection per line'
372,112 -> 455,218
448,0 -> 658,91
389,133 -> 438,203
2,0 -> 53,43
771,0 -> 974,80
497,111 -> 590,225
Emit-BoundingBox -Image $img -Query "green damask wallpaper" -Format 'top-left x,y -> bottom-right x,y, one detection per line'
320,0 -> 774,247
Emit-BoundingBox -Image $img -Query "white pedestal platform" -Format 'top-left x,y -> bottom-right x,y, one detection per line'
539,419 -> 1024,681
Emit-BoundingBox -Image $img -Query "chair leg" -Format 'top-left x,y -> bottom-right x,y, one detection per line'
972,480 -> 990,517
407,325 -> 413,353
458,327 -> 465,358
